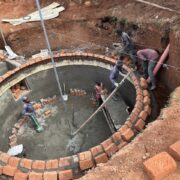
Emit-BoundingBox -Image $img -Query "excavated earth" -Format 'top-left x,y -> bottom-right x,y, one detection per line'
0,0 -> 180,179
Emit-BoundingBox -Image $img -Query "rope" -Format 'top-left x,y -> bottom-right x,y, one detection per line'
35,0 -> 66,110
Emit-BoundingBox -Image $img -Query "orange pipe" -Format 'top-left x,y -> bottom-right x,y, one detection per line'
147,44 -> 170,83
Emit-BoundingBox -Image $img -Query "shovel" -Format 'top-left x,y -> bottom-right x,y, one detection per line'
63,83 -> 68,101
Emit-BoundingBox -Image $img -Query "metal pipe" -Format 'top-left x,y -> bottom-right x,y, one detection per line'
147,44 -> 170,83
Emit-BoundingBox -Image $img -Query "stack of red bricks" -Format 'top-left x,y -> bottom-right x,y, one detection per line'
143,140 -> 180,180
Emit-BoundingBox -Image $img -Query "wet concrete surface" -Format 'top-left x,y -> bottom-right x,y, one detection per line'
16,94 -> 127,160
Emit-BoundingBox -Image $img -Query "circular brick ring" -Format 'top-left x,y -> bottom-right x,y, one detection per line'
0,53 -> 151,180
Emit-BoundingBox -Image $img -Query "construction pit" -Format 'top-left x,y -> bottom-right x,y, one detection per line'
0,0 -> 180,180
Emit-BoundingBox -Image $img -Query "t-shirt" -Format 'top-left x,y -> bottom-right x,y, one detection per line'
137,49 -> 159,61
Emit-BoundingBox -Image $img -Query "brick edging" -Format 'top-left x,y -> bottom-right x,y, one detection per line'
0,53 -> 151,179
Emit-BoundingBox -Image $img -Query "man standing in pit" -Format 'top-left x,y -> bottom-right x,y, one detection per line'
137,48 -> 160,90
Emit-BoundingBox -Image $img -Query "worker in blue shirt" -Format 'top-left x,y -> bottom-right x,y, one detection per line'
22,96 -> 43,132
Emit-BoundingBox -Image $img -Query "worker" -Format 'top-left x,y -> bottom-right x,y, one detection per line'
116,29 -> 137,68
109,60 -> 122,100
22,96 -> 43,132
137,49 -> 160,90
94,82 -> 104,106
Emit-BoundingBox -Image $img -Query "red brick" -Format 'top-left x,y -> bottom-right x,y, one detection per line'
32,160 -> 45,170
46,159 -> 58,169
79,151 -> 94,170
121,128 -> 134,141
104,143 -> 118,157
29,172 -> 43,180
14,171 -> 28,180
132,108 -> 139,116
131,75 -> 137,82
112,131 -> 122,144
117,141 -> 127,150
143,152 -> 177,180
8,156 -> 20,167
3,165 -> 17,176
134,101 -> 143,111
144,105 -> 152,115
136,95 -> 144,102
59,157 -> 70,168
129,113 -> 137,123
125,120 -> 133,128
95,153 -> 108,164
0,153 -> 11,163
79,158 -> 94,170
143,89 -> 150,97
101,138 -> 113,150
44,171 -> 57,180
90,145 -> 103,157
59,170 -> 73,180
139,111 -> 148,121
20,158 -> 32,169
140,78 -> 148,89
169,140 -> 180,161
136,88 -> 143,96
143,96 -> 151,106
135,119 -> 145,131
80,151 -> 92,160
2,73 -> 11,79
118,124 -> 129,134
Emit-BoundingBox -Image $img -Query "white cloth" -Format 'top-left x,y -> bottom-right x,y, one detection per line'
2,3 -> 65,26
7,144 -> 23,156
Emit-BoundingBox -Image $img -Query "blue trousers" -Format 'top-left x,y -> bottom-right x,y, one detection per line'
143,60 -> 156,86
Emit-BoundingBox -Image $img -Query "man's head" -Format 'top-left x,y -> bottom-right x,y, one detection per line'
95,81 -> 101,86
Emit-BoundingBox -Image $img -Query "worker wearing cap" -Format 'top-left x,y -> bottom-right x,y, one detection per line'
137,49 -> 159,90
22,96 -> 35,116
22,96 -> 43,132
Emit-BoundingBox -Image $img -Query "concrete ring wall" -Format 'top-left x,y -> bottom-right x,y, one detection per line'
0,52 -> 152,180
